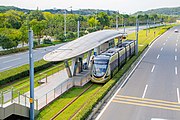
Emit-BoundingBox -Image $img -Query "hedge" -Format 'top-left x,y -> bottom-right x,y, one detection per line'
0,47 -> 28,56
0,59 -> 61,86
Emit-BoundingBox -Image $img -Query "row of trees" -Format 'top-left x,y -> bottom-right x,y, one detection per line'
0,9 -> 178,49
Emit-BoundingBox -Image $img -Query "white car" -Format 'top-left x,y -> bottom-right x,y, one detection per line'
174,29 -> 179,33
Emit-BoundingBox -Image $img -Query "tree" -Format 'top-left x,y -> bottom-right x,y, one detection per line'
19,23 -> 28,46
0,28 -> 22,49
97,12 -> 110,27
28,10 -> 45,21
4,10 -> 23,29
88,17 -> 99,27
30,19 -> 47,44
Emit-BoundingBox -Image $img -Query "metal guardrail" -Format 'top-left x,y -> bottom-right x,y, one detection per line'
0,71 -> 90,111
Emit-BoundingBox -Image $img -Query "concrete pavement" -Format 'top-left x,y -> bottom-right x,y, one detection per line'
96,25 -> 180,120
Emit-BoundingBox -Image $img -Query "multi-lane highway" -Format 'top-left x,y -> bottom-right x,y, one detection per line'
96,26 -> 180,120
0,43 -> 66,72
0,24 -> 161,72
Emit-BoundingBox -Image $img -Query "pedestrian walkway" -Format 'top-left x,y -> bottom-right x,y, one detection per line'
1,66 -> 90,111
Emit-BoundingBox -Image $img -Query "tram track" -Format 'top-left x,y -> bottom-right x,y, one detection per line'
50,83 -> 98,120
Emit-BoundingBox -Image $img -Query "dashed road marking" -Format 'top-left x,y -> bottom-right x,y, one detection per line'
161,47 -> 163,51
177,88 -> 180,103
142,85 -> 148,98
175,56 -> 177,61
151,65 -> 155,72
175,67 -> 178,75
157,54 -> 160,59
175,48 -> 178,52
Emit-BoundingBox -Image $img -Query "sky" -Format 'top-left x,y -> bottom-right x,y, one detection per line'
0,0 -> 180,14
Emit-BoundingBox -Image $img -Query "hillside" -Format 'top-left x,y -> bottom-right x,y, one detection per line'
0,6 -> 30,12
0,6 -> 116,15
135,7 -> 180,15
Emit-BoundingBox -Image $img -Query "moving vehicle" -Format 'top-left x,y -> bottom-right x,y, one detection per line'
90,40 -> 136,83
174,29 -> 179,33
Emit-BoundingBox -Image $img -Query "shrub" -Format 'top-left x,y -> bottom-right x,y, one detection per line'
0,47 -> 28,56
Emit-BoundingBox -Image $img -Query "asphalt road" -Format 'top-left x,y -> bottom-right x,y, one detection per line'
0,43 -> 66,72
96,25 -> 180,120
0,24 -> 161,72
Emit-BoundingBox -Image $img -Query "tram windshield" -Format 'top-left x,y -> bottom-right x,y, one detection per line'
93,60 -> 108,77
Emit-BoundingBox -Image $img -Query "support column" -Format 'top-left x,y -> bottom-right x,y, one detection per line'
117,37 -> 122,47
64,60 -> 72,78
94,46 -> 100,56
71,58 -> 77,76
86,50 -> 92,67
79,57 -> 83,72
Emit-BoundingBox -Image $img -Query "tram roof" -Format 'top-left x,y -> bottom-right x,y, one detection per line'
43,30 -> 125,61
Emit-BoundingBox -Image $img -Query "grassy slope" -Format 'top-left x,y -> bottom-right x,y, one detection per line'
0,62 -> 64,95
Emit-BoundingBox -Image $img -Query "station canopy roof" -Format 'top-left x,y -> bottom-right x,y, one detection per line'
43,30 -> 125,61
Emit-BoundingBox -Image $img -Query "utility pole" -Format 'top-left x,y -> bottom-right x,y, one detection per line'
95,10 -> 97,29
64,9 -> 67,41
135,18 -> 139,56
146,19 -> 148,36
116,14 -> 118,30
123,19 -> 126,33
29,29 -> 34,120
77,19 -> 80,38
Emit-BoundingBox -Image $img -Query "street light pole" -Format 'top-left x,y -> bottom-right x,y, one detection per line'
95,10 -> 97,29
29,29 -> 34,120
64,6 -> 72,41
77,19 -> 80,38
64,9 -> 67,41
135,18 -> 139,56
146,19 -> 148,36
116,14 -> 118,30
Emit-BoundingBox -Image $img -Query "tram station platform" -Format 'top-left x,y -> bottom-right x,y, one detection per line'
0,67 -> 90,119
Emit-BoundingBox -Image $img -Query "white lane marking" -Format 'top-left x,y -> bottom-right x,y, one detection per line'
175,48 -> 177,52
163,43 -> 166,45
151,118 -> 168,120
166,39 -> 168,42
0,66 -> 12,71
151,65 -> 155,72
161,47 -> 163,51
175,56 -> 177,61
0,56 -> 10,60
175,67 -> 178,75
177,88 -> 180,103
95,33 -> 160,120
142,85 -> 148,98
176,43 -> 178,47
177,40 -> 179,42
157,54 -> 160,59
3,58 -> 21,63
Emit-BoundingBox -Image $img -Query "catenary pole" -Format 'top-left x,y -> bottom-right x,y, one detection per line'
29,29 -> 34,120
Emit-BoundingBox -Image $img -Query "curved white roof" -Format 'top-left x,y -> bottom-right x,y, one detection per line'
43,30 -> 124,61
